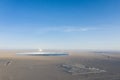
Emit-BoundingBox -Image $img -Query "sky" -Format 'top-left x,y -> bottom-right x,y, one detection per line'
0,0 -> 120,50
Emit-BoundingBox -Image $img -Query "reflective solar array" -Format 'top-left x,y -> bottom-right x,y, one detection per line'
16,52 -> 69,56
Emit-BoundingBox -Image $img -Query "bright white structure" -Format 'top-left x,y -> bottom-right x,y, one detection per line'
38,49 -> 42,52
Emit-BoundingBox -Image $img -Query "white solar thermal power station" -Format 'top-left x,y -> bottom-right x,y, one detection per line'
16,49 -> 69,56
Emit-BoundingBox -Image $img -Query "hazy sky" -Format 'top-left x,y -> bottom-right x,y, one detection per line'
0,0 -> 120,50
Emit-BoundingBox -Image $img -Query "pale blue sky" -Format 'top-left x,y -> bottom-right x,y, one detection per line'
0,0 -> 120,50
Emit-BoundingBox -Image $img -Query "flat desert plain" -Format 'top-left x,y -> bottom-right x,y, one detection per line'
0,49 -> 120,80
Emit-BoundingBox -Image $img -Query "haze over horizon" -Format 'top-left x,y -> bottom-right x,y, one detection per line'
0,0 -> 120,50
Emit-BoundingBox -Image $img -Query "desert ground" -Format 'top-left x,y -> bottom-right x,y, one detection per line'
0,49 -> 120,80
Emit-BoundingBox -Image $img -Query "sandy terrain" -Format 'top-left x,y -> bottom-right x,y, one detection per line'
0,49 -> 120,80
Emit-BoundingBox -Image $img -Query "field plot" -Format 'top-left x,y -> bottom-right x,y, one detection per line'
59,63 -> 106,75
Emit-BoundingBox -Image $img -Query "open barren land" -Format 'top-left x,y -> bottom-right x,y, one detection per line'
0,49 -> 120,80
